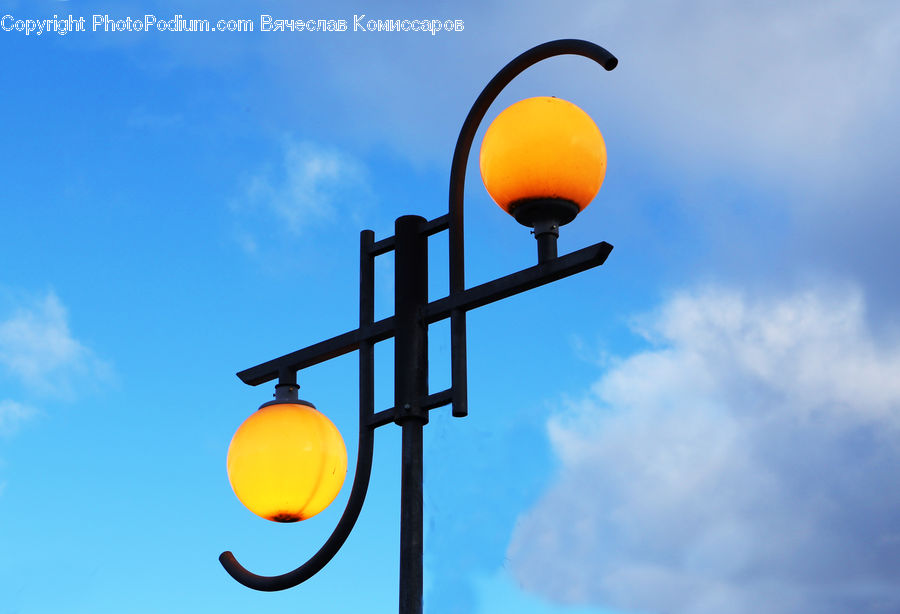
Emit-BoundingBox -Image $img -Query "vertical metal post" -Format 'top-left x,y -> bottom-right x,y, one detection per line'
393,215 -> 428,614
533,220 -> 559,263
360,228 -> 375,431
449,140 -> 468,419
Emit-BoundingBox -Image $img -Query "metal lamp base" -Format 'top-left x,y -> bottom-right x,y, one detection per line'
509,198 -> 581,263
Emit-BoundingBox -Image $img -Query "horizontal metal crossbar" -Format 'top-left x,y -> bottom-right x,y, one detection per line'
237,240 -> 611,387
368,388 -> 454,428
370,214 -> 450,256
423,241 -> 612,323
237,317 -> 396,386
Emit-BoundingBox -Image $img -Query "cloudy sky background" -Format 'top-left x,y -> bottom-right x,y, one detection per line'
2,1 -> 899,613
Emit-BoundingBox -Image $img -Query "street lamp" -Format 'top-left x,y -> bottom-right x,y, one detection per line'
226,380 -> 347,523
220,39 -> 617,614
481,95 -> 607,262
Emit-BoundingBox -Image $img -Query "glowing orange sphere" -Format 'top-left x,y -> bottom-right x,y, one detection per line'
479,96 -> 607,213
226,403 -> 347,522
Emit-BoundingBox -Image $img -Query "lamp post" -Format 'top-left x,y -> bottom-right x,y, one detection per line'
220,39 -> 618,614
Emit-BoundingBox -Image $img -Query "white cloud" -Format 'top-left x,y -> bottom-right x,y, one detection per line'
0,400 -> 36,437
508,285 -> 900,614
0,291 -> 107,493
609,1 -> 900,184
234,138 -> 372,243
0,291 -> 110,397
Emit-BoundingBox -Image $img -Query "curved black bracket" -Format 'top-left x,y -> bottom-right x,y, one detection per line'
447,39 -> 617,418
219,424 -> 375,591
219,39 -> 617,593
219,230 -> 380,592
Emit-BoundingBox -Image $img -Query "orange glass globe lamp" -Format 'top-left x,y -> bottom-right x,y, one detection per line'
479,96 -> 607,261
227,386 -> 347,523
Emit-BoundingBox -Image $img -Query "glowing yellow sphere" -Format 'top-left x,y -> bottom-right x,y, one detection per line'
479,96 -> 607,213
226,403 -> 347,522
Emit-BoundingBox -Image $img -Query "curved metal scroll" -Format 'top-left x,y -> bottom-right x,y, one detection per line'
447,39 -> 618,418
219,230 -> 379,592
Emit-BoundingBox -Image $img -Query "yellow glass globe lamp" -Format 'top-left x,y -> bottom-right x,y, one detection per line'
227,398 -> 347,523
479,96 -> 606,247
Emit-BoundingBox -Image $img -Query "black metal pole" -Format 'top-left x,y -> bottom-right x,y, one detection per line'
399,422 -> 423,613
393,215 -> 429,614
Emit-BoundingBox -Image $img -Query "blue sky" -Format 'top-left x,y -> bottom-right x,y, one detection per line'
2,1 -> 900,613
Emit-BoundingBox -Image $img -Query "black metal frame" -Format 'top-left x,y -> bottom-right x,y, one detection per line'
219,39 -> 617,613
